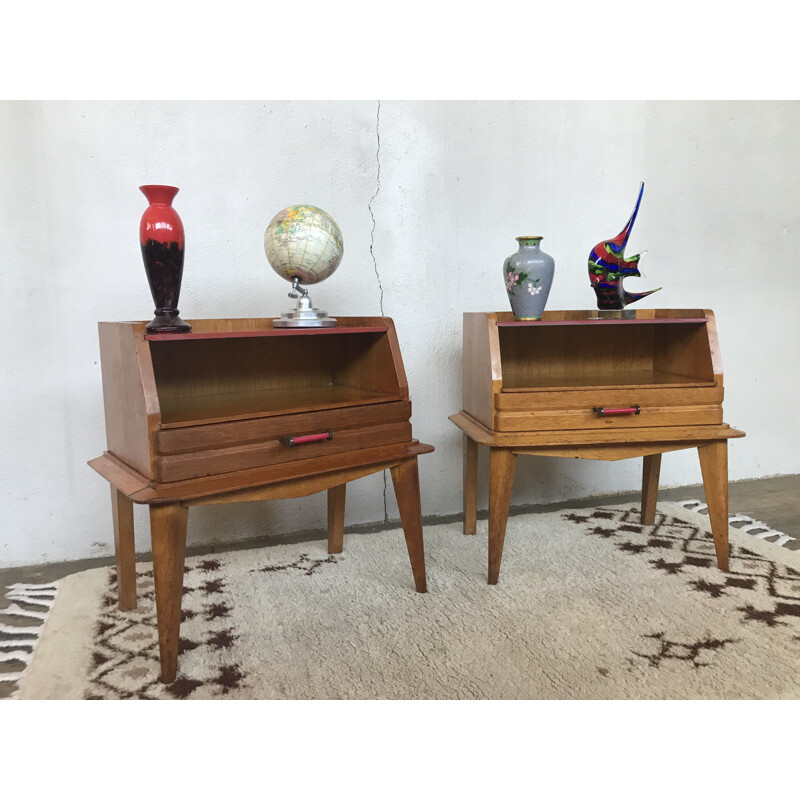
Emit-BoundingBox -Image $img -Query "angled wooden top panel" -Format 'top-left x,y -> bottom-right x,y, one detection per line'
496,318 -> 708,327
144,328 -> 387,341
461,312 -> 501,428
97,322 -> 160,477
100,316 -> 391,335
493,309 -> 710,323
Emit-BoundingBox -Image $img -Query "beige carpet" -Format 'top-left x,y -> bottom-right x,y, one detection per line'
13,502 -> 800,699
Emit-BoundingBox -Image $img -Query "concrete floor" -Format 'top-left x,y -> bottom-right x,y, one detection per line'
2,473 -> 798,697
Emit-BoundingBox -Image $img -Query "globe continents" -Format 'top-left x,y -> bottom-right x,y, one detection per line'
264,204 -> 343,286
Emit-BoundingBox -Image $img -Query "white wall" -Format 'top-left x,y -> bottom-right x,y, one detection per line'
1,100 -> 798,568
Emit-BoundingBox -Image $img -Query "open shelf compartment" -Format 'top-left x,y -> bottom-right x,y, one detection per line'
149,328 -> 405,426
497,319 -> 716,392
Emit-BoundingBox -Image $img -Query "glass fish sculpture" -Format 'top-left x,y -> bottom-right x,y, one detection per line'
588,182 -> 660,310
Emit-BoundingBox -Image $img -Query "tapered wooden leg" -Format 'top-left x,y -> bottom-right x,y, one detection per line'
463,434 -> 479,535
697,441 -> 730,572
389,457 -> 427,593
111,487 -> 137,610
150,503 -> 188,683
641,453 -> 662,526
488,448 -> 516,585
327,484 -> 346,554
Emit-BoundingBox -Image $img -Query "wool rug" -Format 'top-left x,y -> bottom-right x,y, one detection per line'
11,502 -> 800,700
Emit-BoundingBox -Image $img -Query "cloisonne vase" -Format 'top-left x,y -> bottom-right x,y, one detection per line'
503,236 -> 555,320
139,184 -> 191,333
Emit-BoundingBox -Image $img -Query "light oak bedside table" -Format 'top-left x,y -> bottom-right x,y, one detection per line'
449,309 -> 745,584
90,316 -> 432,682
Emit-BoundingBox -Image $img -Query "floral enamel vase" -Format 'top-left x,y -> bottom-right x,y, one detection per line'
139,184 -> 191,333
503,236 -> 555,320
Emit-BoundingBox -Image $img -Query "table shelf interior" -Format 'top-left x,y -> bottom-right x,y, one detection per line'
497,321 -> 715,390
149,329 -> 405,424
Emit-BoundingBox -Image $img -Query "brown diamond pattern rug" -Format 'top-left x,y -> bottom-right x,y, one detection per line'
12,502 -> 800,699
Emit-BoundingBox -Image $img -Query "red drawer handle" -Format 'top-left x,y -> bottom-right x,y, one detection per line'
280,430 -> 333,447
593,405 -> 641,417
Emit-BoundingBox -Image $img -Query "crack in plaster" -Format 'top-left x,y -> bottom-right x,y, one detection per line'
368,100 -> 389,522
368,99 -> 385,316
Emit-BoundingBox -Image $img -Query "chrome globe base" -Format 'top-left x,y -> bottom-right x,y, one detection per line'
273,284 -> 337,328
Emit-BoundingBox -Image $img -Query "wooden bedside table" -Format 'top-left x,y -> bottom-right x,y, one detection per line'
449,309 -> 745,584
89,317 -> 432,682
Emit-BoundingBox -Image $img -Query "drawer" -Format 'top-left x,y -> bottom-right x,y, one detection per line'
155,400 -> 411,455
153,419 -> 413,482
494,386 -> 723,432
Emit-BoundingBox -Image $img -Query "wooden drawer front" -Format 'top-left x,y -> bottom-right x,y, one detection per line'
496,385 -> 722,411
155,400 -> 411,455
494,405 -> 722,432
494,387 -> 723,432
154,420 -> 412,482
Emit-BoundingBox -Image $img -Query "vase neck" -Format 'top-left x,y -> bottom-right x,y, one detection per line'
140,185 -> 179,205
516,236 -> 542,249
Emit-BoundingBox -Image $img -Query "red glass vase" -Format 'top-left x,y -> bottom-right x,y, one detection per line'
139,184 -> 191,333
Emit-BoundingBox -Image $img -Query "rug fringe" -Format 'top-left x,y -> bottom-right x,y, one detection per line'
0,651 -> 33,664
5,584 -> 58,608
2,603 -> 50,621
1,582 -> 59,699
0,623 -> 42,636
6,583 -> 58,592
678,499 -> 796,548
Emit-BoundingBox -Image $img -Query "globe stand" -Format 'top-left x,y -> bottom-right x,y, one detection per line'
273,277 -> 337,328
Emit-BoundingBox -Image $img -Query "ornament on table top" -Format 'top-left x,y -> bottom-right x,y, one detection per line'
139,185 -> 191,333
264,204 -> 343,327
588,182 -> 660,311
503,236 -> 555,320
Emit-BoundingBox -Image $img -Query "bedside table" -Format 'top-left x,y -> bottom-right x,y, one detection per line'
449,309 -> 745,584
90,317 -> 432,682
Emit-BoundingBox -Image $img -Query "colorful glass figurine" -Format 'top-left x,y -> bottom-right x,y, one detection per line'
588,182 -> 660,310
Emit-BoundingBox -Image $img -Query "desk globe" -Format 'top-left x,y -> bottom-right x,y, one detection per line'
264,204 -> 343,327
